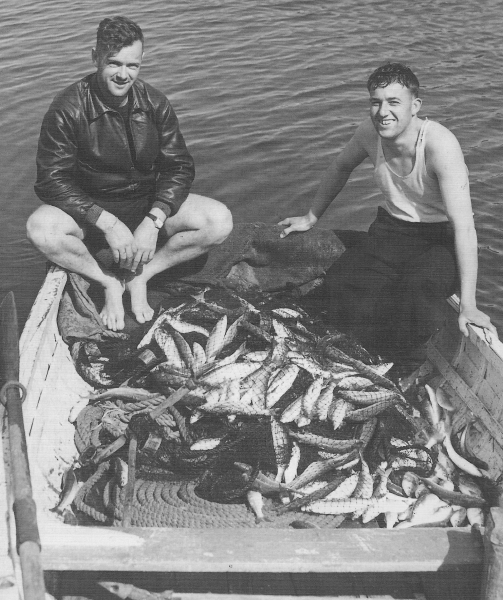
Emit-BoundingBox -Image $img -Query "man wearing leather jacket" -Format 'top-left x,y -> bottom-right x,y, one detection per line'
27,16 -> 233,331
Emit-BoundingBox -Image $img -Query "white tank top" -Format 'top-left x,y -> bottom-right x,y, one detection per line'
373,119 -> 448,223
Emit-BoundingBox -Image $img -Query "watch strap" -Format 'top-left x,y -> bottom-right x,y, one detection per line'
146,213 -> 164,229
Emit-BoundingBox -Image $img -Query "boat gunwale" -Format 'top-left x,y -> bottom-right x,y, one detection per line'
3,264 -> 500,574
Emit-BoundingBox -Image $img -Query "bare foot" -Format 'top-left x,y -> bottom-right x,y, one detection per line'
126,274 -> 154,324
100,276 -> 126,331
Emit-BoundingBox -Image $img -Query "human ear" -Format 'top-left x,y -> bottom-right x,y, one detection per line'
412,97 -> 422,115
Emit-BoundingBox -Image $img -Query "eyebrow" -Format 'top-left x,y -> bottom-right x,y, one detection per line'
108,59 -> 141,67
370,96 -> 402,101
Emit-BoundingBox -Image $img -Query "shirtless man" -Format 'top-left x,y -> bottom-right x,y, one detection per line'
279,62 -> 496,355
27,16 -> 233,331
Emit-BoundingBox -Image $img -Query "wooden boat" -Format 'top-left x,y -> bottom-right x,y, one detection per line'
2,264 -> 503,600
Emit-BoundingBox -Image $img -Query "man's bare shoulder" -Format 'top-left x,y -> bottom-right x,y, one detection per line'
425,120 -> 462,152
352,117 -> 377,161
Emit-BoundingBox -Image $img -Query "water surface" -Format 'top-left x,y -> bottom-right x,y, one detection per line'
1,0 -> 502,330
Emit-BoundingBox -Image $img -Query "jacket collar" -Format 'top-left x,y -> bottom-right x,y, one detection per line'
86,73 -> 150,120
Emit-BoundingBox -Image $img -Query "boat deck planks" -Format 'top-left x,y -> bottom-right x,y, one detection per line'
36,525 -> 483,573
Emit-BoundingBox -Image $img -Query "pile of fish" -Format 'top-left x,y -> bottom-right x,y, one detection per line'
59,289 -> 489,528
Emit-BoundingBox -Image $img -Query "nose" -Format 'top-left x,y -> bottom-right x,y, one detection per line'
377,102 -> 388,116
118,65 -> 128,80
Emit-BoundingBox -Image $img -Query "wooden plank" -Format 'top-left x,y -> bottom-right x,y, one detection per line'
36,525 -> 482,573
427,342 -> 503,453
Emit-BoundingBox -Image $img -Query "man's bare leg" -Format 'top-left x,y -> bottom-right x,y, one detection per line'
26,205 -> 126,331
126,194 -> 233,323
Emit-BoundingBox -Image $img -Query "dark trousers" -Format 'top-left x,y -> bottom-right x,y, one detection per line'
326,207 -> 458,356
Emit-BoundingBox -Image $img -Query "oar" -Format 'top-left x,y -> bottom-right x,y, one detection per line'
0,292 -> 45,600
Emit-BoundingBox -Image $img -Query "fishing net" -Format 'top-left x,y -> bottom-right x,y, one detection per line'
62,283 -> 424,529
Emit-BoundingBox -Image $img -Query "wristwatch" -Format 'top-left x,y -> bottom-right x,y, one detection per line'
145,213 -> 164,230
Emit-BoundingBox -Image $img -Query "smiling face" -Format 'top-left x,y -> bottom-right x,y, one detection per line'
369,82 -> 422,140
92,40 -> 143,107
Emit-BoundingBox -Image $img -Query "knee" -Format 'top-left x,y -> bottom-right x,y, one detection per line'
403,270 -> 453,299
202,202 -> 233,247
26,207 -> 69,255
26,210 -> 51,251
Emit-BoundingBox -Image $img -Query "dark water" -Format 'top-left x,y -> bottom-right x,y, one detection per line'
1,0 -> 502,330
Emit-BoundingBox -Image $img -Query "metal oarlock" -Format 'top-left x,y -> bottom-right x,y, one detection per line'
0,380 -> 26,406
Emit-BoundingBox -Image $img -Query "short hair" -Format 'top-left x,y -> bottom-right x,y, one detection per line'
367,62 -> 420,98
96,16 -> 144,59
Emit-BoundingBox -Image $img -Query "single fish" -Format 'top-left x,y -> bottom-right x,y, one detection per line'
283,441 -> 301,484
424,384 -> 442,427
289,355 -> 329,379
266,364 -> 300,408
206,315 -> 228,362
314,381 -> 337,421
137,310 -> 174,348
277,474 -> 348,515
361,494 -> 414,524
458,474 -> 484,498
359,417 -> 378,449
72,343 -> 114,388
421,477 -> 486,508
371,362 -> 394,376
272,318 -> 292,339
241,361 -> 278,408
191,342 -> 207,375
435,386 -> 455,412
352,455 -> 373,501
466,507 -> 485,527
223,314 -> 246,348
190,437 -> 222,451
338,389 -> 401,406
450,506 -> 467,527
113,457 -> 128,487
325,472 -> 359,500
154,329 -> 186,371
402,471 -> 421,497
301,496 -> 374,515
442,422 -> 485,477
327,398 -> 348,431
199,361 -> 261,387
373,465 -> 393,499
234,462 -> 298,496
245,350 -> 270,362
197,342 -> 247,378
288,430 -> 362,453
89,387 -> 162,403
170,329 -> 194,370
247,489 -> 269,523
345,397 -> 399,422
337,376 -> 374,391
271,418 -> 290,481
437,449 -> 457,479
51,466 -> 83,514
279,393 -> 304,424
200,398 -> 270,417
302,376 -> 325,419
271,308 -> 304,320
289,450 -> 359,490
395,493 -> 452,529
164,313 -> 210,337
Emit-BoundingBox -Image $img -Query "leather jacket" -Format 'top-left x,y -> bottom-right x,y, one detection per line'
34,73 -> 195,226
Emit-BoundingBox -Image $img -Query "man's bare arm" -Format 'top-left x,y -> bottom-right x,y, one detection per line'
429,123 -> 497,338
279,121 -> 370,237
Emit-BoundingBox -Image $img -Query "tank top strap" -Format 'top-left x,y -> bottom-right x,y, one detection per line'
414,118 -> 429,174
